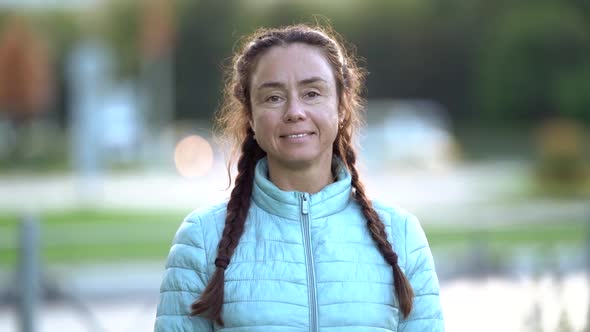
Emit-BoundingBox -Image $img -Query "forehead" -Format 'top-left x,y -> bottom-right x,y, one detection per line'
250,43 -> 336,87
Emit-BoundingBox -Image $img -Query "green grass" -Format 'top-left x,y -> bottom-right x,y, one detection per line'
0,209 -> 186,266
0,209 -> 185,226
0,243 -> 172,266
0,209 -> 587,267
426,221 -> 587,247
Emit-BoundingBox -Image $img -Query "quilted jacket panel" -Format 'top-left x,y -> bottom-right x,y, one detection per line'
155,158 -> 444,331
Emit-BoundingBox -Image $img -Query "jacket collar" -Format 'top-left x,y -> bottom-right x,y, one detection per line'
252,157 -> 352,220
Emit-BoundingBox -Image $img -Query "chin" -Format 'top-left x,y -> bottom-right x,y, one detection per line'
275,153 -> 331,169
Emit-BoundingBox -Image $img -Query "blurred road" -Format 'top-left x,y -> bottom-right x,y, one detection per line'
0,159 -> 587,225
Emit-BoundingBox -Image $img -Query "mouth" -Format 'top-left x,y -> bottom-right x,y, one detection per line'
280,132 -> 315,138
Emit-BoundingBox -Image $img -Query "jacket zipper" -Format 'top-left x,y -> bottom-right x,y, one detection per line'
300,192 -> 318,332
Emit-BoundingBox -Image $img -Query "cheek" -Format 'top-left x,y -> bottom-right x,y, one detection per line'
251,112 -> 279,144
250,111 -> 266,132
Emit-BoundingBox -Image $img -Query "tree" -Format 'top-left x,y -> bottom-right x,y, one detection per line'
477,3 -> 590,124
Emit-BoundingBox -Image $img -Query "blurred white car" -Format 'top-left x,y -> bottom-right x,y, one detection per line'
363,99 -> 460,171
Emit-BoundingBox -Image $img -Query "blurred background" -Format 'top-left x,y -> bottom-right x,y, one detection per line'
0,0 -> 589,331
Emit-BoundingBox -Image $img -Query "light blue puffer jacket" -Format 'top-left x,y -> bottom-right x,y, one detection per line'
155,158 -> 444,331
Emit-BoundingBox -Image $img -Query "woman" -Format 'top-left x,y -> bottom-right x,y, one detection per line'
155,24 -> 444,331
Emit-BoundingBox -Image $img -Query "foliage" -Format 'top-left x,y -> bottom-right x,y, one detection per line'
1,0 -> 590,126
477,3 -> 590,124
102,0 -> 141,79
533,118 -> 590,197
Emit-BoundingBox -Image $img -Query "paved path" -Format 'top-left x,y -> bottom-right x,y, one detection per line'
0,160 -> 587,225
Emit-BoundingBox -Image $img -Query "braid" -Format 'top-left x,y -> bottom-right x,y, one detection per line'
343,148 -> 414,318
191,130 -> 264,325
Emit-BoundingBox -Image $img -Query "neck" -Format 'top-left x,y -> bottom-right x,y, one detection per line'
267,158 -> 335,194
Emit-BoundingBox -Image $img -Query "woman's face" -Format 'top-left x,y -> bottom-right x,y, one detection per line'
249,43 -> 340,173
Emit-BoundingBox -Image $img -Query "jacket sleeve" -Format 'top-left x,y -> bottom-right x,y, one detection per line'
154,216 -> 215,332
399,213 -> 444,332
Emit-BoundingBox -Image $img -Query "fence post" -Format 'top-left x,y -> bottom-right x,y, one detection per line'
19,213 -> 40,332
585,208 -> 590,332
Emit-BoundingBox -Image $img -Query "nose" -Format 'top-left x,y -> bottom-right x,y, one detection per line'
283,98 -> 307,123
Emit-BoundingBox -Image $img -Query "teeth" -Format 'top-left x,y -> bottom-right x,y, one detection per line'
286,133 -> 308,138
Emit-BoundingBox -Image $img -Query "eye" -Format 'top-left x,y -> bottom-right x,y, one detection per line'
265,95 -> 283,103
305,91 -> 320,98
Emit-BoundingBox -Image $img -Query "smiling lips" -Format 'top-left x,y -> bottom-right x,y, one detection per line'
280,132 -> 315,139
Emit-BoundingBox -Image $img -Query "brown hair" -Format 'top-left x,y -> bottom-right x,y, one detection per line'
191,23 -> 414,325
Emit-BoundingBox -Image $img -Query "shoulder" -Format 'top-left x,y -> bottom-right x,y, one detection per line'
371,199 -> 420,233
165,200 -> 228,273
172,200 -> 228,247
184,200 -> 228,225
370,200 -> 429,265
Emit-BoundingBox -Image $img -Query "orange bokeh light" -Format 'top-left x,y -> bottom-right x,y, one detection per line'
174,135 -> 214,178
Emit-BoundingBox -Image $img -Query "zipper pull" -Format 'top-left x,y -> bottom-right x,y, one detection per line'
301,193 -> 309,215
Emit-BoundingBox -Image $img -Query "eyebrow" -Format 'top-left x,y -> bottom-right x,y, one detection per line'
256,76 -> 328,90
